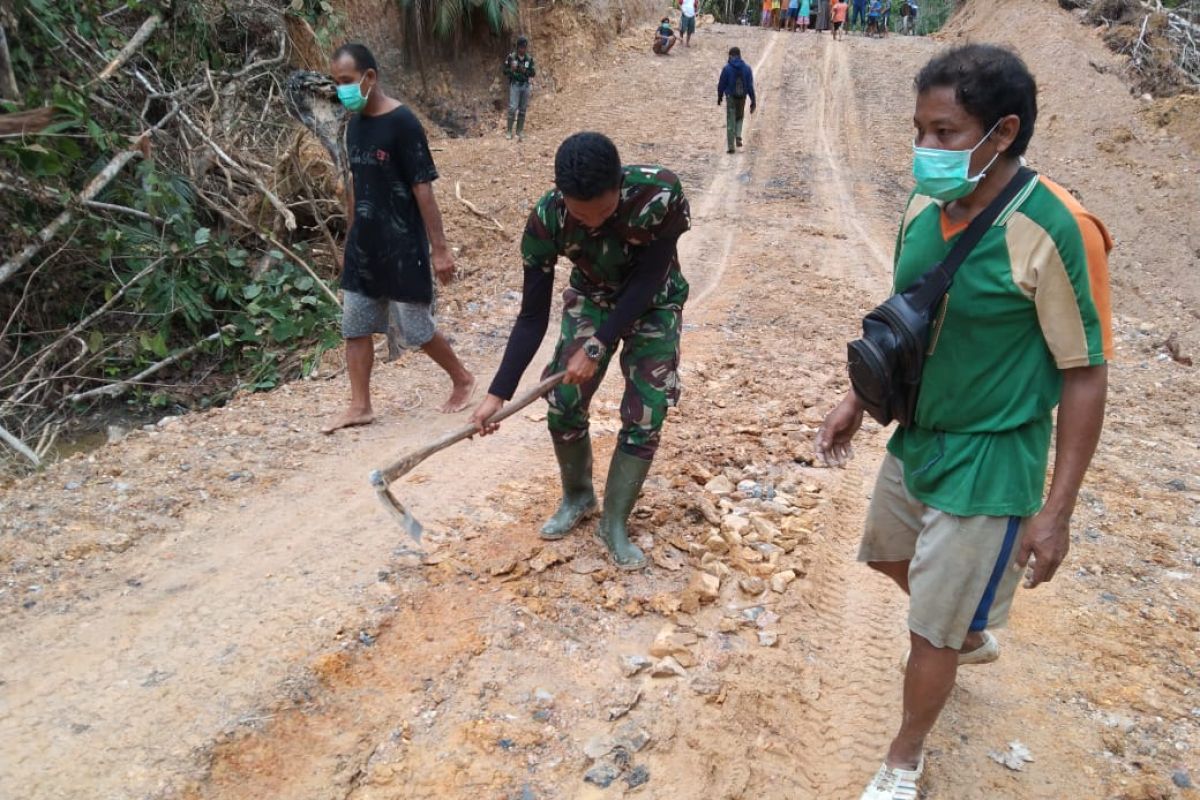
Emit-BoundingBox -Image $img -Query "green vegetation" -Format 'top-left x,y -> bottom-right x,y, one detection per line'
0,0 -> 342,466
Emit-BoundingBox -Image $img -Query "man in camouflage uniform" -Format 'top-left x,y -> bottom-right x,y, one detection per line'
504,36 -> 536,141
471,132 -> 690,570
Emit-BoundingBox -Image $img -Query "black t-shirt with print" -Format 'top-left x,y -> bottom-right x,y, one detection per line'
343,106 -> 438,303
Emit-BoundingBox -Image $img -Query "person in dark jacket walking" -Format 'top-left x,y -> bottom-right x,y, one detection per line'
504,36 -> 536,141
717,48 -> 757,154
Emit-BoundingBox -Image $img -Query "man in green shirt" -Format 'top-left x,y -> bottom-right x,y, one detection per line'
470,133 -> 690,570
816,45 -> 1112,800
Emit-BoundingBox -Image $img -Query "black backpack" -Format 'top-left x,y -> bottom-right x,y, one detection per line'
847,167 -> 1035,427
732,67 -> 748,99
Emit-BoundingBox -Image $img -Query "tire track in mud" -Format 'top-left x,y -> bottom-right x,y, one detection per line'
667,30 -> 902,798
813,38 -> 894,288
759,33 -> 903,798
805,461 -> 903,797
681,31 -> 784,307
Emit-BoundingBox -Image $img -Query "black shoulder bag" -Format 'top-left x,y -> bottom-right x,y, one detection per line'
848,167 -> 1035,427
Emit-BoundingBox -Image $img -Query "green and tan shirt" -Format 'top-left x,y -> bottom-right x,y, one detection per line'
887,173 -> 1114,517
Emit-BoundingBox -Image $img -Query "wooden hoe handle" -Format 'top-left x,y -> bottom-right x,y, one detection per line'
369,372 -> 567,538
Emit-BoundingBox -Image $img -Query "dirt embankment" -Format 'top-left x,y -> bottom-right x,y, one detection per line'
1,1 -> 1198,799
329,0 -> 665,136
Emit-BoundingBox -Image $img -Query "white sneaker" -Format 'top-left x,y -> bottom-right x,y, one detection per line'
860,759 -> 924,800
899,630 -> 1000,673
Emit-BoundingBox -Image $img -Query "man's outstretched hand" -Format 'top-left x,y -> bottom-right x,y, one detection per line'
432,247 -> 455,286
1017,510 -> 1071,589
815,392 -> 864,467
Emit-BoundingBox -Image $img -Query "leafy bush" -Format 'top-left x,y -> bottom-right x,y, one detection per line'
0,0 -> 344,464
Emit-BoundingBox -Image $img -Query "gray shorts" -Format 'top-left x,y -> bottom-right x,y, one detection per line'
342,290 -> 436,347
859,454 -> 1028,650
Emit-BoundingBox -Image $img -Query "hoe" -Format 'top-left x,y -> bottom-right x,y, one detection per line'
370,372 -> 566,541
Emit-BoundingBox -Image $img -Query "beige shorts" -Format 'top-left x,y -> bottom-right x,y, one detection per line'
859,454 -> 1027,650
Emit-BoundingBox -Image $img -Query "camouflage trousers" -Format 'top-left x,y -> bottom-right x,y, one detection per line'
544,289 -> 683,460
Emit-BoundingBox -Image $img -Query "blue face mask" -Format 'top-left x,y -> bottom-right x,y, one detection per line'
912,120 -> 1002,202
337,75 -> 370,113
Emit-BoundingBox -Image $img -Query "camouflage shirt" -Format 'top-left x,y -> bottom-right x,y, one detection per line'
504,52 -> 536,85
522,165 -> 691,309
487,166 -> 691,400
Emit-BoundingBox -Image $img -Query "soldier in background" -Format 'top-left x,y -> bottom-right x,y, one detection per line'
504,36 -> 536,141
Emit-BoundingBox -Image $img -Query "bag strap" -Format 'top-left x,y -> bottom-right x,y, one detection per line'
908,166 -> 1036,309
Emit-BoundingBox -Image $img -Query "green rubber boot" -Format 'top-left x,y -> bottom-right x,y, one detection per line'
505,111 -> 515,139
540,437 -> 598,540
596,450 -> 651,570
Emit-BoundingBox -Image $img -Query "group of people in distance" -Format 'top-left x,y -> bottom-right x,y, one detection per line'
327,31 -> 1111,800
762,0 -> 920,36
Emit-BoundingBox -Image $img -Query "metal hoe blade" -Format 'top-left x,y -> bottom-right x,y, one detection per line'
370,469 -> 424,541
368,373 -> 566,543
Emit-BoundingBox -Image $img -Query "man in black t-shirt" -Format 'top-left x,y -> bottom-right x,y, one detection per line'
323,43 -> 475,434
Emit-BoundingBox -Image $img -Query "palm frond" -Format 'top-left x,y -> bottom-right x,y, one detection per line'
433,0 -> 466,39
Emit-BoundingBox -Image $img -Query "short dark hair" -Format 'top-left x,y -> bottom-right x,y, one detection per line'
661,16 -> 670,22
333,43 -> 378,75
914,44 -> 1037,157
516,35 -> 529,47
729,47 -> 741,58
555,132 -> 622,200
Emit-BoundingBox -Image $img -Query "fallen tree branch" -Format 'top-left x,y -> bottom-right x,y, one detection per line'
34,422 -> 61,461
290,151 -> 342,266
179,111 -> 297,230
0,422 -> 41,467
194,185 -> 340,306
0,257 -> 164,398
64,325 -> 237,404
94,12 -> 162,84
0,150 -> 141,287
0,100 -> 187,288
455,180 -> 506,232
81,200 -> 165,224
264,233 -> 341,306
130,67 -> 298,232
0,106 -> 55,137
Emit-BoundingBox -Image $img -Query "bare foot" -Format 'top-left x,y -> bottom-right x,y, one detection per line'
321,407 -> 375,435
441,374 -> 476,413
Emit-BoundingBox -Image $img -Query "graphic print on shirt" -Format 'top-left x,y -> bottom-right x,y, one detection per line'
342,106 -> 439,303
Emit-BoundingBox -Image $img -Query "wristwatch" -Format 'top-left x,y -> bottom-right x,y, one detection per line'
582,336 -> 607,361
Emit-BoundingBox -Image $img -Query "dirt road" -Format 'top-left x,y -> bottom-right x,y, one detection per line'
2,5 -> 1198,799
